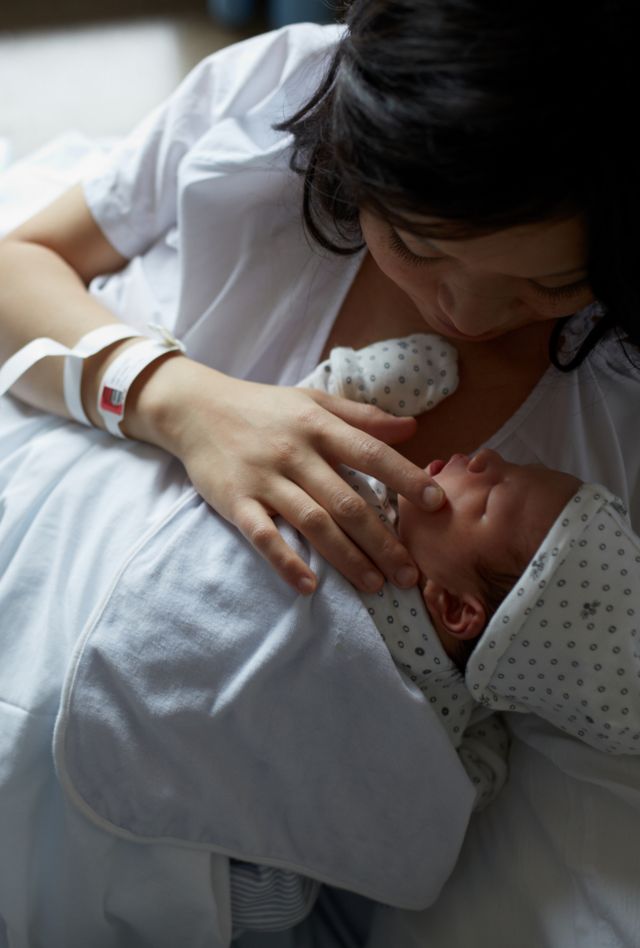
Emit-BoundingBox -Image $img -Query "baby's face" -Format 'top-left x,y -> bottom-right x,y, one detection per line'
398,448 -> 581,597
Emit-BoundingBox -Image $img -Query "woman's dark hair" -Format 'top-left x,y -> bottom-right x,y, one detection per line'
276,0 -> 638,369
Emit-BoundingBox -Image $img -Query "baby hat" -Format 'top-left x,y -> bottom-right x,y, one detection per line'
465,484 -> 640,754
319,334 -> 458,415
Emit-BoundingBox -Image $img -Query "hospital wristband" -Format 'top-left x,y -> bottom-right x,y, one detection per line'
0,323 -> 143,411
97,337 -> 185,438
63,323 -> 145,425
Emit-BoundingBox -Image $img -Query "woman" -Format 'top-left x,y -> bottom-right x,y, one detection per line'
0,0 -> 638,945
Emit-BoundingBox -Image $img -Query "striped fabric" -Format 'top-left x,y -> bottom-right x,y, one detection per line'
230,860 -> 320,934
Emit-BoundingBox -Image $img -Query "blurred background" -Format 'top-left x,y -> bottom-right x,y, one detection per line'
0,1 -> 339,165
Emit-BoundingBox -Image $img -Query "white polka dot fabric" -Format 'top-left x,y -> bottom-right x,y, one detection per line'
302,334 -> 458,416
466,484 -> 640,755
362,583 -> 475,746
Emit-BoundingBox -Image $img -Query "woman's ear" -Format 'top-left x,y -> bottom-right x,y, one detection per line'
422,580 -> 486,641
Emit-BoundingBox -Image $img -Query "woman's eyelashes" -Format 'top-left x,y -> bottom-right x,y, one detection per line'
387,228 -> 442,266
387,226 -> 591,300
528,277 -> 592,301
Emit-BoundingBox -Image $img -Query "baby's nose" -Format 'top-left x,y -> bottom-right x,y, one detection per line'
467,447 -> 502,473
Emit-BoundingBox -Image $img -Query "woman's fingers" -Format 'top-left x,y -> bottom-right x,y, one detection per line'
305,391 -> 446,510
232,497 -> 318,595
231,467 -> 419,596
303,387 -> 417,442
274,464 -> 418,592
268,478 -> 417,593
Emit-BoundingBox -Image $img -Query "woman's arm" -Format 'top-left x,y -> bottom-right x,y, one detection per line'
0,186 -> 445,597
0,184 -> 136,421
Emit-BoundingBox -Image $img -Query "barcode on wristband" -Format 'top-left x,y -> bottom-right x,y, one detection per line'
100,386 -> 125,415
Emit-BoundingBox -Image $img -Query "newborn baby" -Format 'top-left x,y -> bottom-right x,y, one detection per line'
302,334 -> 640,757
400,447 -> 580,667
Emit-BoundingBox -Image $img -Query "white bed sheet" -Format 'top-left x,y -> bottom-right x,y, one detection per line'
0,131 -> 114,237
368,712 -> 640,947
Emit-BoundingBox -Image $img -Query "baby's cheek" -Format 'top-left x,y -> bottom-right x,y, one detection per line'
402,519 -> 439,575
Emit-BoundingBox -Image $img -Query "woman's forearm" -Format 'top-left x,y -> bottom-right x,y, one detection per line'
0,238 -> 442,598
0,238 -> 188,443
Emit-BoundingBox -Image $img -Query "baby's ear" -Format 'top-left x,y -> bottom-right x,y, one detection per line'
422,580 -> 486,641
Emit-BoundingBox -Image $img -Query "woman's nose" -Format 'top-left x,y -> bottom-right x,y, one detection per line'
437,278 -> 510,334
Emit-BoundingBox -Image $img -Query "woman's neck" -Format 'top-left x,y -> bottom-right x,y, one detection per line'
337,253 -> 558,463
328,249 -> 556,377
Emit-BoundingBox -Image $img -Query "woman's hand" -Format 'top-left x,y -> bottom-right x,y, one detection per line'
126,356 -> 446,596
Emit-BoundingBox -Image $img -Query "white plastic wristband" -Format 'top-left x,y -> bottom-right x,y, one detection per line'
0,324 -> 143,409
0,321 -> 185,435
97,336 -> 185,438
0,337 -> 73,398
63,323 -> 145,425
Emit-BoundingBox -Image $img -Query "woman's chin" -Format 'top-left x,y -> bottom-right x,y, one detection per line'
422,306 -> 526,343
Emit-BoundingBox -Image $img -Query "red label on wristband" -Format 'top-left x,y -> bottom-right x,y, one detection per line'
100,386 -> 125,415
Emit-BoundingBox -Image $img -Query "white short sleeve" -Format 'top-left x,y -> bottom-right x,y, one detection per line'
82,54 -> 222,260
82,23 -> 342,261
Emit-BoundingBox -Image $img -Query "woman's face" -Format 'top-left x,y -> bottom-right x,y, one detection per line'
359,210 -> 595,341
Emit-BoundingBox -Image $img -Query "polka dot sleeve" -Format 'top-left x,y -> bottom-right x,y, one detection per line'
300,334 -> 458,416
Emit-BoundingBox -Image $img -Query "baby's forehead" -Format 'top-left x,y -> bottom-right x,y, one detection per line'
495,467 -> 581,570
503,462 -> 580,505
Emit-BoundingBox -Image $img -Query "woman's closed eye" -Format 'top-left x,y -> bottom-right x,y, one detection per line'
387,228 -> 443,266
528,277 -> 591,300
388,226 -> 591,300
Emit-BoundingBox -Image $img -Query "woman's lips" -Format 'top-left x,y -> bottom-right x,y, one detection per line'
432,311 -> 478,339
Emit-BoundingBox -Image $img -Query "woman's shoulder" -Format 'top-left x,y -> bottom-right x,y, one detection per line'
195,21 -> 344,117
173,22 -> 344,174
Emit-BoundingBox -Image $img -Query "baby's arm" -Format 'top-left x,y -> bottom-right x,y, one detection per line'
300,334 -> 458,416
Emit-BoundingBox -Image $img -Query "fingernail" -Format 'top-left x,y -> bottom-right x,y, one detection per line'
394,566 -> 418,587
298,577 -> 316,595
363,571 -> 383,592
422,484 -> 444,510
